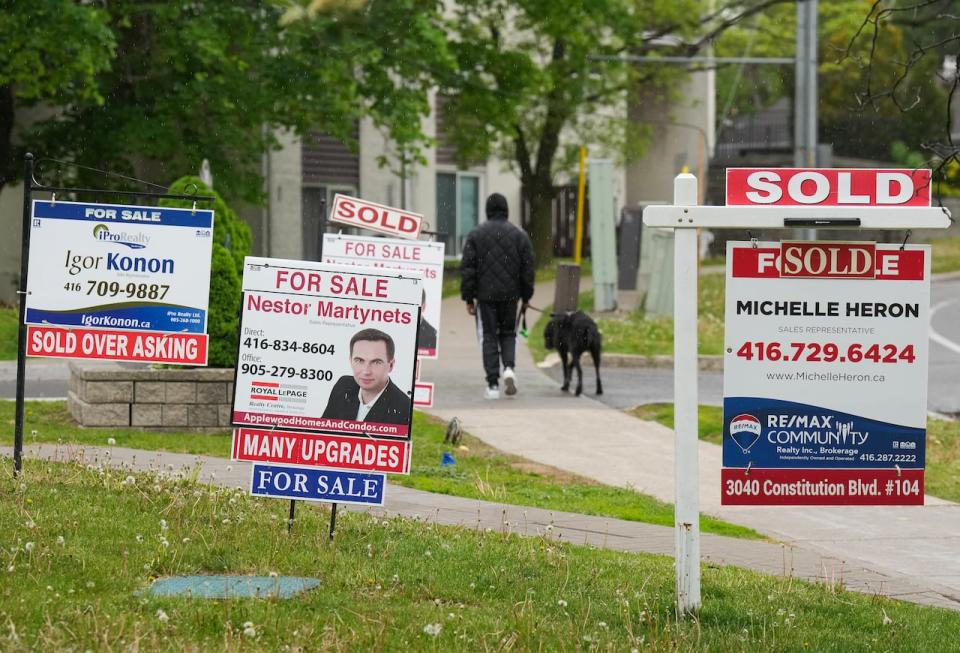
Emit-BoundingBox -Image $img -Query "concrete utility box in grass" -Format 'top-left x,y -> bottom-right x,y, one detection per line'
641,227 -> 674,318
553,263 -> 581,313
588,159 -> 617,312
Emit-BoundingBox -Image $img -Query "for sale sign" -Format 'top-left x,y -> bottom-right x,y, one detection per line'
323,234 -> 445,358
328,194 -> 423,240
232,257 -> 421,439
722,241 -> 930,505
726,168 -> 931,207
25,200 -> 213,364
250,462 -> 385,506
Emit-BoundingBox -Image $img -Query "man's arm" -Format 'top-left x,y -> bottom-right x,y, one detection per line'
460,234 -> 479,305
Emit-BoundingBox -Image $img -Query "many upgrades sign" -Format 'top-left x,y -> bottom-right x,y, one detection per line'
25,200 -> 213,365
323,234 -> 445,358
722,241 -> 930,505
232,257 -> 421,439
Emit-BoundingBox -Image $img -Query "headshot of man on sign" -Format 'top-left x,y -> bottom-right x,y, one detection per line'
322,328 -> 411,427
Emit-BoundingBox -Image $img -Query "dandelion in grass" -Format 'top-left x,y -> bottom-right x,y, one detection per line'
598,621 -> 608,628
159,538 -> 169,548
423,623 -> 442,637
107,438 -> 117,445
7,565 -> 14,573
124,476 -> 136,486
24,520 -> 35,529
156,609 -> 169,623
557,599 -> 567,608
882,610 -> 893,626
24,542 -> 34,553
243,621 -> 257,637
159,519 -> 168,531
56,536 -> 64,547
86,581 -> 95,588
136,534 -> 143,543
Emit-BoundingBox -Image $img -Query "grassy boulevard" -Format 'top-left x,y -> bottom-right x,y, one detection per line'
4,457 -> 960,650
0,400 -> 758,539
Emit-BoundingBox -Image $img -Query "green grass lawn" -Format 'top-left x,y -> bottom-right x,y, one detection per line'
2,460 -> 958,651
442,258 -> 592,299
629,403 -> 960,503
931,235 -> 960,274
0,306 -> 17,359
0,400 -> 759,539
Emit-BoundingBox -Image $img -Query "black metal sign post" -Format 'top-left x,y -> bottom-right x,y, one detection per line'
11,153 -> 214,477
13,154 -> 35,475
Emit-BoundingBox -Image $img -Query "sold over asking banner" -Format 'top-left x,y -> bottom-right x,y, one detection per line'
722,241 -> 930,506
232,257 -> 421,440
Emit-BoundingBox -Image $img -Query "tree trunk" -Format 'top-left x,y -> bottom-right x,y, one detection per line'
523,173 -> 555,267
0,84 -> 14,196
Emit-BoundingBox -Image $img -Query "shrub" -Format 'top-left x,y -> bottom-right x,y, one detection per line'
160,177 -> 251,367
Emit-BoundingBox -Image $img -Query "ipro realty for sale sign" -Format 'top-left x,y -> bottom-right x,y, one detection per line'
722,241 -> 930,505
232,257 -> 421,439
323,233 -> 445,358
25,200 -> 213,365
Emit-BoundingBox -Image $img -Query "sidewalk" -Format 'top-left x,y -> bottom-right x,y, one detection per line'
418,279 -> 960,611
4,442 -> 953,610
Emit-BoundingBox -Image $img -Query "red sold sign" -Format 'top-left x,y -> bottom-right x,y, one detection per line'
726,168 -> 931,207
329,194 -> 423,240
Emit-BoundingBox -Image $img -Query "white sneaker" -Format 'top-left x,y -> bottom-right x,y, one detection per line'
484,385 -> 500,400
503,368 -> 517,396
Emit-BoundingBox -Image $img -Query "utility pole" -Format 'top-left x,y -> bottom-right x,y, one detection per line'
795,0 -> 819,239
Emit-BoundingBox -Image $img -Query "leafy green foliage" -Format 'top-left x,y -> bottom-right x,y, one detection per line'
714,0 -> 947,159
7,1 -> 450,202
160,177 -> 248,368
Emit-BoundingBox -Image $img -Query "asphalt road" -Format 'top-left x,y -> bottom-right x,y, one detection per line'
929,277 -> 960,417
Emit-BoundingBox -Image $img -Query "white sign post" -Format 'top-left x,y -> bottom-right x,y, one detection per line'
643,171 -> 951,616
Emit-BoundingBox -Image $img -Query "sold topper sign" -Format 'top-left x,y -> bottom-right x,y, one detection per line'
328,194 -> 423,240
726,168 -> 931,207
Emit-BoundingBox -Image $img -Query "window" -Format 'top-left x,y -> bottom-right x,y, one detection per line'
436,172 -> 480,256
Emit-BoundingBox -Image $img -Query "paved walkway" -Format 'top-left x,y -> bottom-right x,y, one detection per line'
418,280 -> 960,611
4,442 -> 952,610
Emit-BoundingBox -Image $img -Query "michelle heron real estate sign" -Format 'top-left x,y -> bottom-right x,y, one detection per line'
25,199 -> 213,365
722,241 -> 930,505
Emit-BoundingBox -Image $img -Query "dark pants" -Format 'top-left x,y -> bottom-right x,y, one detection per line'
476,299 -> 519,386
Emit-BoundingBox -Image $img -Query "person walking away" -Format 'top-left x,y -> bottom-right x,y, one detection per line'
460,193 -> 535,399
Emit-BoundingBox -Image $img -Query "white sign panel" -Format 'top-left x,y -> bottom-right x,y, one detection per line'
232,257 -> 421,439
25,199 -> 213,365
323,233 -> 444,358
722,241 -> 929,505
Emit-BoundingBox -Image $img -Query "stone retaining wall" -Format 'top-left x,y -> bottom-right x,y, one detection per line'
68,363 -> 234,430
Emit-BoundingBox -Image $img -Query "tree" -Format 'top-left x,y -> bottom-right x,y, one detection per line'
437,0 -> 791,265
714,0 -> 946,162
841,0 -> 960,179
6,0 -> 451,203
0,0 -> 114,191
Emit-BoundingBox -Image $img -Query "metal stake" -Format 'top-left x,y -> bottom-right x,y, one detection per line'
329,502 -> 338,541
287,499 -> 296,534
13,154 -> 35,476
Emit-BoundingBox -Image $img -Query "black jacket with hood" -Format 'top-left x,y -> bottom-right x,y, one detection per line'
459,193 -> 536,304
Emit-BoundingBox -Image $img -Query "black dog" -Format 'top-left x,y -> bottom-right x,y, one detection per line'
544,311 -> 602,396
